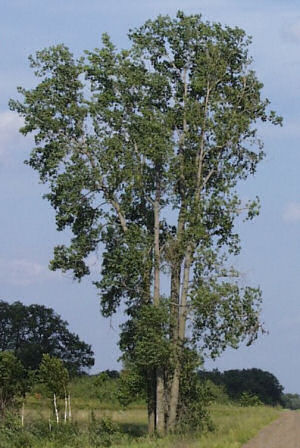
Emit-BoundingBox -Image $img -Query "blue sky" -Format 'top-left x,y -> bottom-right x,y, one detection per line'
1,0 -> 300,392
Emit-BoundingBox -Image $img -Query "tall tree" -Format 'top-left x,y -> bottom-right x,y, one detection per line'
10,11 -> 281,434
0,300 -> 94,375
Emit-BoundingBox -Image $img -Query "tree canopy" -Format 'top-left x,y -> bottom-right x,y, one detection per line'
10,11 -> 281,434
0,300 -> 94,375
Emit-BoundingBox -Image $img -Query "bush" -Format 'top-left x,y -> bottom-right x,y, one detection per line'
205,380 -> 230,404
281,393 -> 300,410
177,349 -> 214,432
0,413 -> 33,448
89,415 -> 122,447
240,392 -> 263,407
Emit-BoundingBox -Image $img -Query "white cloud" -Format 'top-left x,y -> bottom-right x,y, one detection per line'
282,18 -> 300,43
283,202 -> 300,223
0,258 -> 61,286
0,111 -> 24,162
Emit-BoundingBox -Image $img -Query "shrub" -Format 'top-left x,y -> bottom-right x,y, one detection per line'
240,392 -> 263,407
89,415 -> 122,447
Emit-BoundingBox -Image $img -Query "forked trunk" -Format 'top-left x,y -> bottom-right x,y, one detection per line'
167,247 -> 193,431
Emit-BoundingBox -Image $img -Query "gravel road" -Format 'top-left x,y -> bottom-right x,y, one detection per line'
242,411 -> 300,448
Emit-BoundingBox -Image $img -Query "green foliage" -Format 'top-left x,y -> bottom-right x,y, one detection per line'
0,404 -> 281,448
177,349 -> 214,431
0,413 -> 33,448
191,255 -> 263,356
120,304 -> 171,370
38,354 -> 69,398
239,392 -> 263,407
10,10 -> 282,433
281,393 -> 300,410
0,352 -> 27,416
89,416 -> 121,447
93,372 -> 119,405
117,368 -> 146,408
205,380 -> 230,404
199,368 -> 283,406
0,300 -> 94,375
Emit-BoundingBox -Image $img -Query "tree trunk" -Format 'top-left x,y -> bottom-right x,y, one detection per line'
156,367 -> 165,435
147,371 -> 155,434
148,405 -> 155,434
21,402 -> 24,427
53,393 -> 59,424
153,181 -> 165,435
68,394 -> 72,421
64,393 -> 67,423
167,263 -> 181,431
168,247 -> 193,431
167,365 -> 180,431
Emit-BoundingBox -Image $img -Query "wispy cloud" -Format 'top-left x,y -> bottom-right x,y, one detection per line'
283,202 -> 300,223
0,258 -> 61,286
0,111 -> 24,162
282,17 -> 300,43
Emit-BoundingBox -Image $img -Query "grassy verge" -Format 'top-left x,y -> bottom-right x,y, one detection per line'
108,404 -> 281,448
191,404 -> 281,448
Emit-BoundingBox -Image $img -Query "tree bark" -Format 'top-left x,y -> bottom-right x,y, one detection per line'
64,392 -> 67,423
53,393 -> 59,424
168,246 -> 193,431
153,180 -> 165,435
21,402 -> 24,427
68,393 -> 72,421
147,370 -> 155,434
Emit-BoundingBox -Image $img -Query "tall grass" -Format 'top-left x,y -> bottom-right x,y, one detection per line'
12,403 -> 280,448
106,404 -> 281,448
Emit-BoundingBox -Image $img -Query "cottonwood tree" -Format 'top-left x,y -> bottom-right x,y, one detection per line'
10,11 -> 281,434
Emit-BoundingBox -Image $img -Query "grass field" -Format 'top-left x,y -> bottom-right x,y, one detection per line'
17,400 -> 281,448
2,375 -> 282,448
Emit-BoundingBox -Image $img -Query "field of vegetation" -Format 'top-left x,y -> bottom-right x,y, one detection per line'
0,374 -> 282,448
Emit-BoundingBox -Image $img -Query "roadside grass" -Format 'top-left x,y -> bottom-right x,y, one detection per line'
190,404 -> 281,448
106,404 -> 281,448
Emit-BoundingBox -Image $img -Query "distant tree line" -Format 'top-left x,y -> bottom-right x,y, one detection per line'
281,393 -> 300,410
199,368 -> 284,406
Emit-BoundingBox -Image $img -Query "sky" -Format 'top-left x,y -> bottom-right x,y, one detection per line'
1,0 -> 300,393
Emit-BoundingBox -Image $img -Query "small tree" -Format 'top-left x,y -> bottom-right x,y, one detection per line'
39,354 -> 69,424
0,352 -> 26,417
